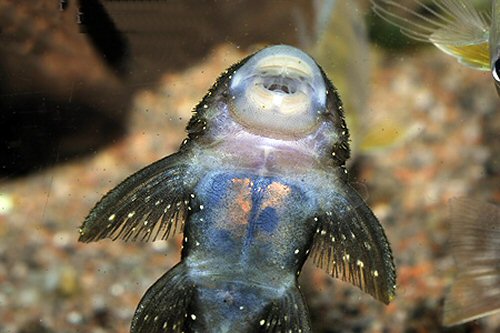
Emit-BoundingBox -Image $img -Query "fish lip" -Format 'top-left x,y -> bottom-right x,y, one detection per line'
246,52 -> 315,97
230,45 -> 326,104
228,45 -> 327,137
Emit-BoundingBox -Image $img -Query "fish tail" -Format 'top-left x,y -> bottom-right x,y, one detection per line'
131,263 -> 195,333
443,198 -> 500,326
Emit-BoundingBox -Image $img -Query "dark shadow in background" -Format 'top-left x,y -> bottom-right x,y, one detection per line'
0,91 -> 125,177
0,0 -> 316,177
80,0 -> 315,82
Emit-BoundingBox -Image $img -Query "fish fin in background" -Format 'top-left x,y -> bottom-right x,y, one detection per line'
371,0 -> 491,70
256,287 -> 312,333
295,0 -> 337,49
79,151 -> 198,242
310,0 -> 369,153
358,119 -> 409,152
131,264 -> 194,333
77,0 -> 130,74
310,0 -> 409,154
443,197 -> 500,326
310,181 -> 396,304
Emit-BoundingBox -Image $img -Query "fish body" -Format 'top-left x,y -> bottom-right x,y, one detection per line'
371,0 -> 500,96
172,173 -> 316,332
444,198 -> 500,326
79,45 -> 396,332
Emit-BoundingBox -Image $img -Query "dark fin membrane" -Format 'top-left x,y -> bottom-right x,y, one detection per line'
256,287 -> 311,333
79,152 -> 197,242
131,264 -> 195,333
443,198 -> 500,326
310,183 -> 396,304
78,0 -> 129,74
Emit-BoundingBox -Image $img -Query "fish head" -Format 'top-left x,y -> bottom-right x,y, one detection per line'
186,45 -> 350,168
228,45 -> 327,138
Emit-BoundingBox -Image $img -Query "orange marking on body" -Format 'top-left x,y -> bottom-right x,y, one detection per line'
262,182 -> 291,210
227,178 -> 252,226
232,179 -> 252,215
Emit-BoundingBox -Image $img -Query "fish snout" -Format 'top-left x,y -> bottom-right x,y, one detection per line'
229,45 -> 327,137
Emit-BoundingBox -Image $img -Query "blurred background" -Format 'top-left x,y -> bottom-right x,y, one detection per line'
0,0 -> 498,332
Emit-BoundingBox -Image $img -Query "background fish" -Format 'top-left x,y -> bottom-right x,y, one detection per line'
371,0 -> 500,96
79,45 -> 396,333
444,197 -> 500,326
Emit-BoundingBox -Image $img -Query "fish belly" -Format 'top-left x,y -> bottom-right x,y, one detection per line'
184,171 -> 318,273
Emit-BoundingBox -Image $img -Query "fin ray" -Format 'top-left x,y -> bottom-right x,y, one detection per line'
371,0 -> 490,70
257,287 -> 311,333
443,198 -> 500,326
131,264 -> 194,333
79,151 -> 197,242
310,182 -> 396,304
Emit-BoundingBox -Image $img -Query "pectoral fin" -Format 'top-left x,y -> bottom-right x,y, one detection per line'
310,182 -> 396,304
79,151 -> 199,242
